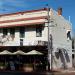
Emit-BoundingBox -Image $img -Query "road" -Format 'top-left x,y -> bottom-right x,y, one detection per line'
0,71 -> 75,75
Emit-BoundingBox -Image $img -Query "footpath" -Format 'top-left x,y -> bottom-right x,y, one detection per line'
42,68 -> 75,75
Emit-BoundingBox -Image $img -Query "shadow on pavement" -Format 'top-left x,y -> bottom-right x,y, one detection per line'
0,71 -> 55,75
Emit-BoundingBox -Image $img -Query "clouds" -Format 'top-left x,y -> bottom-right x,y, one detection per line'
0,0 -> 29,14
0,0 -> 49,14
4,0 -> 28,7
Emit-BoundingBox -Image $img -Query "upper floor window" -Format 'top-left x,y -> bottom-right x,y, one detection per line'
10,28 -> 15,36
0,29 -> 2,33
67,31 -> 71,40
20,27 -> 25,38
36,26 -> 42,37
72,40 -> 74,49
3,28 -> 8,36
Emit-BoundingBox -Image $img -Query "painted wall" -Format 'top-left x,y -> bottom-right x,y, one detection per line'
0,8 -> 72,69
49,9 -> 72,69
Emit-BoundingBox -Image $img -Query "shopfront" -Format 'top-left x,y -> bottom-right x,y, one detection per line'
0,46 -> 48,72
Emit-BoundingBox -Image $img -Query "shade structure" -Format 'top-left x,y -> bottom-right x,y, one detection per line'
0,50 -> 12,55
13,50 -> 26,55
26,50 -> 43,55
26,50 -> 43,70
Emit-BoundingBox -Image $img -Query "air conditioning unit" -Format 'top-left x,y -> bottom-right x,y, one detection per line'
44,41 -> 48,46
37,41 -> 48,46
34,40 -> 47,46
37,40 -> 42,45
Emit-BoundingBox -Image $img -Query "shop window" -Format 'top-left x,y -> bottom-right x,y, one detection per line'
20,27 -> 25,38
36,26 -> 42,37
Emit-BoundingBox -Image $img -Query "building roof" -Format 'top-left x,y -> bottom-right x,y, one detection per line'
0,8 -> 48,17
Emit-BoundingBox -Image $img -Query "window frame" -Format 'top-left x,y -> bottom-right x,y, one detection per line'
20,27 -> 25,38
36,26 -> 42,37
67,31 -> 71,40
10,28 -> 15,36
3,28 -> 8,36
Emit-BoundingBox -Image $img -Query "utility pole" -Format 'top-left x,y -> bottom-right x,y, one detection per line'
47,4 -> 53,71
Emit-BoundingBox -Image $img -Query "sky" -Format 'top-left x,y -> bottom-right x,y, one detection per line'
0,0 -> 75,33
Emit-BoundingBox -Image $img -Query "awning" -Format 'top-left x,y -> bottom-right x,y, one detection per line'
0,50 -> 12,55
26,50 -> 43,55
0,50 -> 43,55
13,50 -> 26,55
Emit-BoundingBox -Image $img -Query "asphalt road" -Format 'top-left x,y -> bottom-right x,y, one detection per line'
0,71 -> 75,75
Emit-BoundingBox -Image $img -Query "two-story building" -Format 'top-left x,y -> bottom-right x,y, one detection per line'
0,8 -> 72,71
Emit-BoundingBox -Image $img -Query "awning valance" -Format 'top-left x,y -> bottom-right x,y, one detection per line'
0,50 -> 43,55
13,50 -> 26,55
0,50 -> 12,55
26,50 -> 43,55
